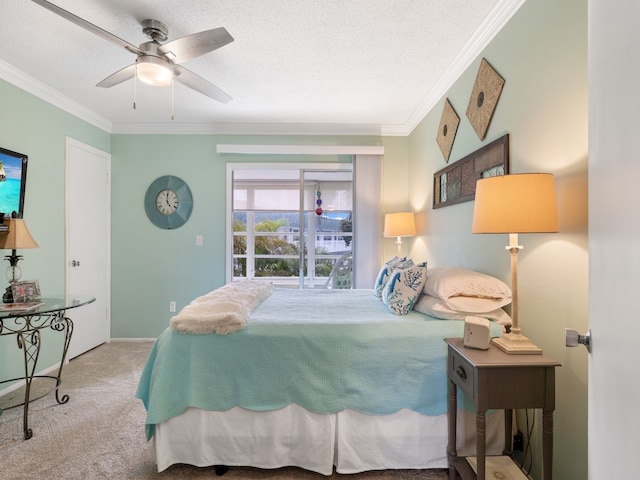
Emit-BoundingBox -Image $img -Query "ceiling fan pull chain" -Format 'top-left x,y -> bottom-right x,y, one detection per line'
133,63 -> 138,110
171,76 -> 175,120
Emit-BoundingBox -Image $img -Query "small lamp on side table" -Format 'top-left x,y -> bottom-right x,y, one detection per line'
0,215 -> 39,303
384,212 -> 416,257
472,173 -> 558,354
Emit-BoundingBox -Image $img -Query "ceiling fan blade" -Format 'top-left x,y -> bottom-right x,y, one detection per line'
31,0 -> 144,56
173,65 -> 232,103
96,64 -> 136,88
158,27 -> 234,64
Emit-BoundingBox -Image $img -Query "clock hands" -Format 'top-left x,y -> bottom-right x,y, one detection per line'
156,190 -> 178,215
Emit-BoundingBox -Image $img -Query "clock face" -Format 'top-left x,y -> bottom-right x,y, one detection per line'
156,189 -> 179,215
144,176 -> 193,229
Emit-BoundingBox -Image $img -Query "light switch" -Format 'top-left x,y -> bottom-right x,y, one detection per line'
196,234 -> 203,246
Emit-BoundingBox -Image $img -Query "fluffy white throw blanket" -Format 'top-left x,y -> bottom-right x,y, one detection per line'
169,281 -> 274,335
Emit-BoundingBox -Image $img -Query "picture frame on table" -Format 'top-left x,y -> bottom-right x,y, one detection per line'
12,280 -> 41,302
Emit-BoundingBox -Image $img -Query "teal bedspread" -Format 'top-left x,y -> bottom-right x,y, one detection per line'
136,288 -> 502,439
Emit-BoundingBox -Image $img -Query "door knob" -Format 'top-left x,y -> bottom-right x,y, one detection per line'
565,328 -> 591,353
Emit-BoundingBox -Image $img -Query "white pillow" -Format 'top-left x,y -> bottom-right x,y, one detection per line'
382,261 -> 427,315
423,266 -> 511,313
414,294 -> 512,326
373,256 -> 411,297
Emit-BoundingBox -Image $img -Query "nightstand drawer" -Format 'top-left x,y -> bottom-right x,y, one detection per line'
449,348 -> 475,399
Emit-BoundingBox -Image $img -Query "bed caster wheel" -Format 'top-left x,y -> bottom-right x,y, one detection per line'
214,465 -> 229,476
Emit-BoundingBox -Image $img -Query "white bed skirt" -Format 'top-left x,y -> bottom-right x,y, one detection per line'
154,405 -> 505,476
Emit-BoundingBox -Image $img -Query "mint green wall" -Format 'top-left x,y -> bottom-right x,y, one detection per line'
1,1 -> 588,475
380,136 -> 412,258
406,1 -> 588,479
0,79 -> 110,383
110,134 -> 383,338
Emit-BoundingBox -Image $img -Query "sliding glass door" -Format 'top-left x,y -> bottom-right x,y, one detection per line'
298,169 -> 353,288
230,164 -> 353,288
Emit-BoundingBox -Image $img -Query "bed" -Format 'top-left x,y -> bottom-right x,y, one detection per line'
136,267 -> 511,476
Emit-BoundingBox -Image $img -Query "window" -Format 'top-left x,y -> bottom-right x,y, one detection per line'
224,152 -> 382,289
229,164 -> 353,288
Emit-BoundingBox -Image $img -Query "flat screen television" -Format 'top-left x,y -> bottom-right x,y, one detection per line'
0,147 -> 28,219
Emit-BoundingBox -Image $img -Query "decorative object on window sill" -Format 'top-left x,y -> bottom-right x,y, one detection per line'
472,173 -> 558,354
433,133 -> 509,209
466,58 -> 505,140
315,188 -> 323,216
436,99 -> 460,162
0,215 -> 39,303
383,212 -> 416,257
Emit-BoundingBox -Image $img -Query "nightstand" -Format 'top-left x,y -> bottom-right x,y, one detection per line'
444,338 -> 560,480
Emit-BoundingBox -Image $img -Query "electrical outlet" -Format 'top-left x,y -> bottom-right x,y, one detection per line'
169,301 -> 176,313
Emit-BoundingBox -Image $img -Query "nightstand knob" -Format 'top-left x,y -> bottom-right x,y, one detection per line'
455,365 -> 467,380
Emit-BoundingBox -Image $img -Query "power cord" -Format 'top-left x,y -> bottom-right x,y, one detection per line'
518,408 -> 536,476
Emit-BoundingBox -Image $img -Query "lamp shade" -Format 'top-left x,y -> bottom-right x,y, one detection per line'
472,173 -> 558,234
0,218 -> 39,250
384,212 -> 417,237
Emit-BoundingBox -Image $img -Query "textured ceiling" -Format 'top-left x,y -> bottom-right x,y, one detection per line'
0,0 -> 523,135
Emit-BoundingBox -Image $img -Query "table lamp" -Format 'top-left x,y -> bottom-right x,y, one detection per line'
472,173 -> 558,354
384,212 -> 416,257
0,215 -> 39,303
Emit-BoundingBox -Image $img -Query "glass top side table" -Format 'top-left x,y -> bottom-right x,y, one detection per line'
0,295 -> 95,439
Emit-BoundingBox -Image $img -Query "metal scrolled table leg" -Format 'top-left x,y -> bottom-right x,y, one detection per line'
50,312 -> 74,405
17,327 -> 42,440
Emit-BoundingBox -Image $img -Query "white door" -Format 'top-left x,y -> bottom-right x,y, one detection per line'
588,2 -> 639,478
65,137 -> 110,358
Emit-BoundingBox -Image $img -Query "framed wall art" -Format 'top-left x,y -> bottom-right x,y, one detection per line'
433,133 -> 509,209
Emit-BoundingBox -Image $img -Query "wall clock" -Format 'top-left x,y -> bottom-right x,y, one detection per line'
144,175 -> 193,229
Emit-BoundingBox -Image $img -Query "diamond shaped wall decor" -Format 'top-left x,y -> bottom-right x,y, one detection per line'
436,99 -> 460,163
466,58 -> 505,140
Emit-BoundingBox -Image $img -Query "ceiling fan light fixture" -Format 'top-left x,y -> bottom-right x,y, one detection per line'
136,56 -> 173,87
32,1 -> 233,102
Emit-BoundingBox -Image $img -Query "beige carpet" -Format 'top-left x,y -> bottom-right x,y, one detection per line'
0,341 -> 448,480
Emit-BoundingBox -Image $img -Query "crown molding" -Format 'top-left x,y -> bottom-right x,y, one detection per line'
0,0 -> 524,137
110,121 -> 388,136
402,0 -> 526,135
216,145 -> 385,155
0,59 -> 112,133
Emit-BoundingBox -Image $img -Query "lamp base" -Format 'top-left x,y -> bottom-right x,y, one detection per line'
492,331 -> 542,355
3,285 -> 14,303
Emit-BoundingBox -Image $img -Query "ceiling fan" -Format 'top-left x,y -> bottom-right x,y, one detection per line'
31,0 -> 234,103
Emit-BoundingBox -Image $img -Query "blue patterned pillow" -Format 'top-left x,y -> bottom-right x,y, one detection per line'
374,257 -> 411,297
382,261 -> 428,315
